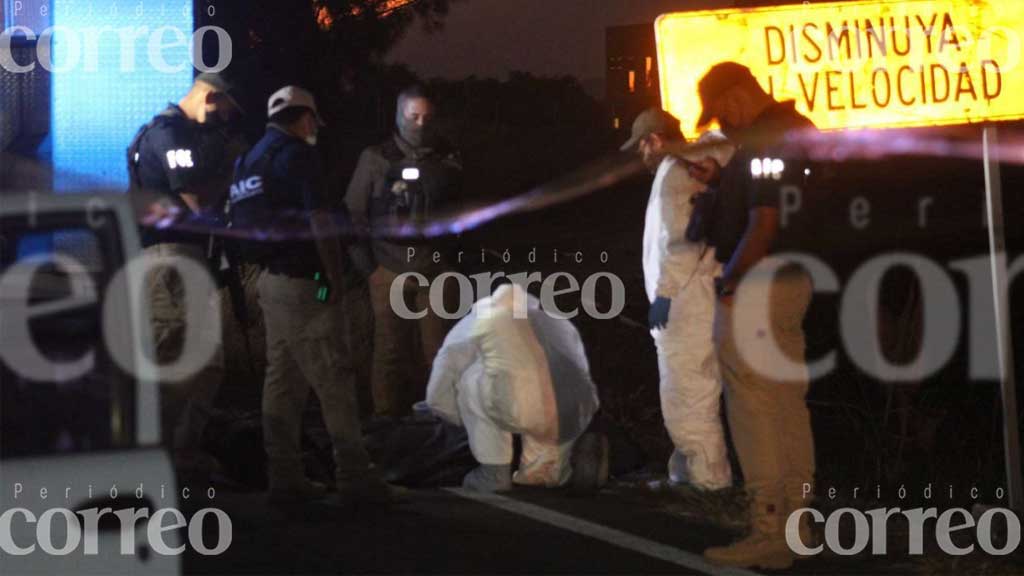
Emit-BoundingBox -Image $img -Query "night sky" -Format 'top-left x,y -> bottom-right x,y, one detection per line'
388,0 -> 734,87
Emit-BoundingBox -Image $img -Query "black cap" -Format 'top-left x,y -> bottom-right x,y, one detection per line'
697,62 -> 757,126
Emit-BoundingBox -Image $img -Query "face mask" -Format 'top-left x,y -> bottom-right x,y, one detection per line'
396,105 -> 437,149
203,105 -> 229,129
397,117 -> 425,148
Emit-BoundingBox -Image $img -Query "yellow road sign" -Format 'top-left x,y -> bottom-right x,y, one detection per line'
656,0 -> 1024,138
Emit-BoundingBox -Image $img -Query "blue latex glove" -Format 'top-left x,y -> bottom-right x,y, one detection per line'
649,296 -> 672,330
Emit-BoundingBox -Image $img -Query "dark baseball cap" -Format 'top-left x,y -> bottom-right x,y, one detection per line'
696,62 -> 757,127
619,108 -> 683,152
195,72 -> 244,114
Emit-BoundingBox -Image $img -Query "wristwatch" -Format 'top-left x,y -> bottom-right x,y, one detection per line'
714,277 -> 735,298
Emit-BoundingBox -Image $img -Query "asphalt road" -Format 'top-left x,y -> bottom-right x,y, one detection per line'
179,483 -> 942,576
183,486 -> 753,575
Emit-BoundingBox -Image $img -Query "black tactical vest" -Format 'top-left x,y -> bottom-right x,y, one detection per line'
370,139 -> 462,225
226,139 -> 291,265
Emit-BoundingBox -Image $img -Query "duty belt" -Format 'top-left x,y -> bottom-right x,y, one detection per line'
266,261 -> 321,279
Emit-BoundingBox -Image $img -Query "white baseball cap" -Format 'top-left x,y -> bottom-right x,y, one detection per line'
267,86 -> 325,126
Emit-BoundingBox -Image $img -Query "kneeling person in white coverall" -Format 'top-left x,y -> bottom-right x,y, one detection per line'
621,108 -> 735,490
426,283 -> 600,492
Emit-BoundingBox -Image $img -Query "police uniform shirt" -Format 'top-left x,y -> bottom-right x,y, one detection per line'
132,104 -> 227,247
240,125 -> 330,276
711,101 -> 816,264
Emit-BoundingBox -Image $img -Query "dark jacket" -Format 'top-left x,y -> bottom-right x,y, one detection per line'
229,124 -> 334,277
711,101 -> 818,264
128,105 -> 234,247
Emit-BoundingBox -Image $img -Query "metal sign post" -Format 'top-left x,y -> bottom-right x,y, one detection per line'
983,125 -> 1024,511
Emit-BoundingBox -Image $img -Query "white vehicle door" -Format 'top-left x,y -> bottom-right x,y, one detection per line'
0,193 -> 180,575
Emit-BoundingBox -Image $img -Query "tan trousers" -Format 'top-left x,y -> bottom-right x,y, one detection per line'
143,244 -> 224,452
339,278 -> 375,417
713,260 -> 815,506
368,266 -> 449,418
257,271 -> 370,480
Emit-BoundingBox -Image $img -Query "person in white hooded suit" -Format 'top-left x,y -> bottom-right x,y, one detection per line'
426,283 -> 600,492
621,108 -> 735,490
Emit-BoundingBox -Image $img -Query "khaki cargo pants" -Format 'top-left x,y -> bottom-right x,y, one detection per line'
257,271 -> 371,481
368,266 -> 450,418
143,243 -> 224,452
713,259 -> 815,506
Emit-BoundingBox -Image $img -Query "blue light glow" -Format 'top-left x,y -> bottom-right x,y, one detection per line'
51,1 -> 193,191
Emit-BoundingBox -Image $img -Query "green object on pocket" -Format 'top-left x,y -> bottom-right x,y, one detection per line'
314,272 -> 330,302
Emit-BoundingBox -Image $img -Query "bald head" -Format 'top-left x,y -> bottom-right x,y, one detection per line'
179,78 -> 241,127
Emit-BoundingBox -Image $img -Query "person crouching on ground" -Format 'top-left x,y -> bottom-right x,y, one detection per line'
425,283 -> 604,492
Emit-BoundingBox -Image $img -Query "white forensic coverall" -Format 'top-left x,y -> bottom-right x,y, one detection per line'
644,132 -> 735,490
426,284 -> 600,487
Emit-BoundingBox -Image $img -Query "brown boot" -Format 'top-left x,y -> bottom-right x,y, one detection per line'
704,498 -> 795,570
784,494 -> 819,559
